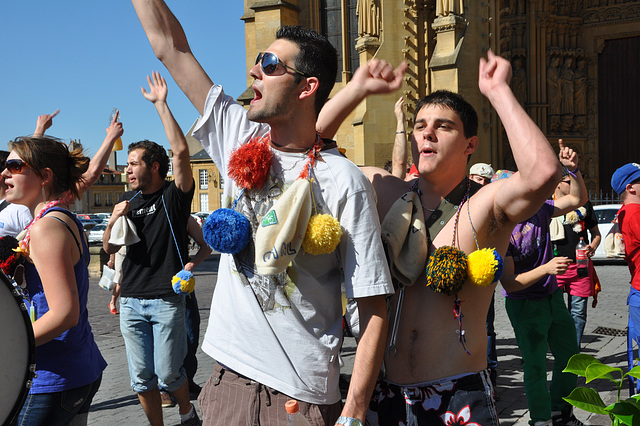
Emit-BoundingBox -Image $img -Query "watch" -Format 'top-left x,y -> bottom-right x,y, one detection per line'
336,416 -> 363,426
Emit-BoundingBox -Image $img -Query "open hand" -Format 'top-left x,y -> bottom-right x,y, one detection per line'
141,71 -> 168,104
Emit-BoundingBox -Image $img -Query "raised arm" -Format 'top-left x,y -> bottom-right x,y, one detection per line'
131,0 -> 213,115
479,51 -> 562,225
76,111 -> 124,197
142,71 -> 193,193
33,109 -> 60,137
391,97 -> 408,179
552,139 -> 588,217
316,59 -> 407,139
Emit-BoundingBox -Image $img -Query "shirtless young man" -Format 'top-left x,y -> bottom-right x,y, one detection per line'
319,51 -> 563,424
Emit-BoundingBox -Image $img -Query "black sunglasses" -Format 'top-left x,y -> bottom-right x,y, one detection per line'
5,159 -> 30,174
255,52 -> 308,77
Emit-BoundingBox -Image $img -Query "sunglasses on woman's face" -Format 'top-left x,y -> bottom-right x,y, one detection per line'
255,52 -> 308,77
5,159 -> 30,174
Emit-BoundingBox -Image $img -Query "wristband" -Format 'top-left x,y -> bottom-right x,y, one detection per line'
336,416 -> 363,426
396,131 -> 406,134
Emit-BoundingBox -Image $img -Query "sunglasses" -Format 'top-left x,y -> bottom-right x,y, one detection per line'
255,52 -> 308,77
5,159 -> 30,174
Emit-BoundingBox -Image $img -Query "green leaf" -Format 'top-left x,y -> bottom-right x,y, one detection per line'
563,387 -> 609,414
608,401 -> 640,426
564,353 -> 603,377
585,363 -> 622,383
627,365 -> 640,380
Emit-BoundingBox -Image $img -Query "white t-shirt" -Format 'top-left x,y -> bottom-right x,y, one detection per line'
0,201 -> 32,238
193,85 -> 393,404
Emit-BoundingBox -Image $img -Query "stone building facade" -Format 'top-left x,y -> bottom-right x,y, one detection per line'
238,0 -> 640,194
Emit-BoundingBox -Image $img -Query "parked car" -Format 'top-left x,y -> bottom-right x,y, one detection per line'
191,211 -> 211,227
79,219 -> 100,232
87,224 -> 107,245
592,203 -> 624,262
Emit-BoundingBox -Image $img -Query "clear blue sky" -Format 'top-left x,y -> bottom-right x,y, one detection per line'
0,1 -> 247,161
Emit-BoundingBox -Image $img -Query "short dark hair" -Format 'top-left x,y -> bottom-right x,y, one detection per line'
276,25 -> 338,116
128,140 -> 169,179
414,90 -> 478,138
0,150 -> 8,171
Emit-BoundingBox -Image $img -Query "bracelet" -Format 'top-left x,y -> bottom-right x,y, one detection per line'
336,416 -> 363,426
566,166 -> 580,178
396,131 -> 406,134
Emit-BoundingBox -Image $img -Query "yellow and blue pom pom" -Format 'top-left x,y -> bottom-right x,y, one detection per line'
302,214 -> 342,255
172,269 -> 195,295
467,248 -> 503,287
425,246 -> 468,295
203,208 -> 250,254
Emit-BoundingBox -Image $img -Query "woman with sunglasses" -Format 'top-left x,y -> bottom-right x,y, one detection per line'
4,137 -> 107,426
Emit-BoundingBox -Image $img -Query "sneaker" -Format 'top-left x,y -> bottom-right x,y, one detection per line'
160,391 -> 175,408
552,413 -> 584,426
181,411 -> 201,425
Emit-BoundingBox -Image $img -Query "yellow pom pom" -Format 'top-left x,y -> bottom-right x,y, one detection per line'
467,248 -> 502,287
171,274 -> 195,294
302,214 -> 342,255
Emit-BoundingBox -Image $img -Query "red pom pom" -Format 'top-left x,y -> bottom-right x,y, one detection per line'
228,136 -> 273,189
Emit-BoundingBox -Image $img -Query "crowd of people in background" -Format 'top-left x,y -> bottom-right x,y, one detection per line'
2,2 -> 640,426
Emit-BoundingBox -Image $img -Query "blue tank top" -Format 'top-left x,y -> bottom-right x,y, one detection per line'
25,207 -> 107,393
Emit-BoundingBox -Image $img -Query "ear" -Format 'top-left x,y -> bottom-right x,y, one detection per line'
151,161 -> 160,174
298,76 -> 320,101
464,136 -> 479,156
40,168 -> 54,186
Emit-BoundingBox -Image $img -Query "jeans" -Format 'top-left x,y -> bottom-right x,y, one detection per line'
566,294 -> 588,349
628,288 -> 640,395
13,374 -> 102,426
506,290 -> 578,425
120,295 -> 188,393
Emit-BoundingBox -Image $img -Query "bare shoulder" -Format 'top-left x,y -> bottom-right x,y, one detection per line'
360,166 -> 412,220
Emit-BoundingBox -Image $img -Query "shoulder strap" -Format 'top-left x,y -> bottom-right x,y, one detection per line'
0,200 -> 10,214
42,209 -> 83,259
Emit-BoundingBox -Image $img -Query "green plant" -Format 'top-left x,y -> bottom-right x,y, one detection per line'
563,353 -> 640,426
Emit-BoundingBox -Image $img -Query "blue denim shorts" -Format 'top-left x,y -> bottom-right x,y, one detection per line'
12,374 -> 102,426
119,295 -> 187,393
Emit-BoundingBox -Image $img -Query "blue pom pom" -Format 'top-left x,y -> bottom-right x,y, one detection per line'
492,249 -> 504,283
172,269 -> 195,294
203,208 -> 250,254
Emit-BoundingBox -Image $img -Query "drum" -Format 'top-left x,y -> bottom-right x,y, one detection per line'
0,271 -> 36,425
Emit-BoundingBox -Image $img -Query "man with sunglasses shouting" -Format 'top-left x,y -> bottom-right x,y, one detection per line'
132,2 -> 405,425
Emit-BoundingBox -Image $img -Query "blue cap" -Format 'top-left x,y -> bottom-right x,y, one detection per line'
611,163 -> 640,194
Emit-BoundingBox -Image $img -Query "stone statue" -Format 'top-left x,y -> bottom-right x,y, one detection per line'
512,57 -> 527,105
357,0 -> 381,37
436,0 -> 464,17
574,59 -> 587,116
561,57 -> 575,115
547,56 -> 561,116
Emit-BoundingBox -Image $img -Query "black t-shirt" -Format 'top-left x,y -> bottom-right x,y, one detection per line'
120,180 -> 194,298
553,201 -> 598,261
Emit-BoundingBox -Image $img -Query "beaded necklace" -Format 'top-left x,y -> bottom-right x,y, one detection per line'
16,194 -> 72,255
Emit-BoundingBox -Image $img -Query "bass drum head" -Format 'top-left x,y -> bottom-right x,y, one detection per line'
0,271 -> 35,425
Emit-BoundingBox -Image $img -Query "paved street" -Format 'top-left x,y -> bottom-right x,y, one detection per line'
82,255 -> 632,425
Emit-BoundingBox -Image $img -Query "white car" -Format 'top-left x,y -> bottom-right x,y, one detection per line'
592,203 -> 624,261
87,224 -> 107,245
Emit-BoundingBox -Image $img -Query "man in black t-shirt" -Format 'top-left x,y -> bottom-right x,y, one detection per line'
552,176 -> 601,351
103,72 -> 197,425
